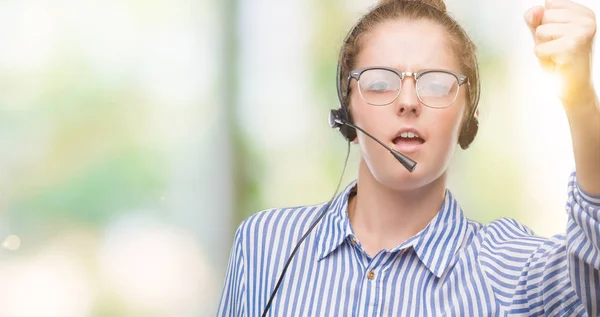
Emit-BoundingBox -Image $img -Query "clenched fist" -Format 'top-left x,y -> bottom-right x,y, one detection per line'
525,0 -> 597,109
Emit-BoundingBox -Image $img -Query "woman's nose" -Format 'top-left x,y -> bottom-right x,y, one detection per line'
396,77 -> 421,116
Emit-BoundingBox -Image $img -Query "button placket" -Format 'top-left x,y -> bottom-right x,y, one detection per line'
363,257 -> 382,313
365,255 -> 381,282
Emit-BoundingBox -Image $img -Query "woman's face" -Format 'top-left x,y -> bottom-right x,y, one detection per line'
350,18 -> 468,191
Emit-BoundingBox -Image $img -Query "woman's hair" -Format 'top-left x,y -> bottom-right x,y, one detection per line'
339,0 -> 480,148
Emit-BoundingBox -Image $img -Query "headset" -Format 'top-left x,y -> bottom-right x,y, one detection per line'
262,1 -> 482,315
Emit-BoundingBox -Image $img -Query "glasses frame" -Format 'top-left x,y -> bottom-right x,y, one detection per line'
347,66 -> 469,108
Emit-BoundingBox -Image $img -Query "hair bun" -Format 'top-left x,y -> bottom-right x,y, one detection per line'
378,0 -> 447,12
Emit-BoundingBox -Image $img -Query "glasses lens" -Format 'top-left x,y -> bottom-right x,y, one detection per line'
357,69 -> 401,106
416,71 -> 459,108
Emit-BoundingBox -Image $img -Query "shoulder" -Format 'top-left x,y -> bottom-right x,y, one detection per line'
233,201 -> 329,245
481,217 -> 538,240
473,217 -> 565,259
479,217 -> 561,245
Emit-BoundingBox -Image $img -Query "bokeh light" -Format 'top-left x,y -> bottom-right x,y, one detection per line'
2,235 -> 21,251
98,214 -> 216,315
0,251 -> 93,317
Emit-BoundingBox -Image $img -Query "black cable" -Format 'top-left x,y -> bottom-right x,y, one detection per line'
261,141 -> 352,317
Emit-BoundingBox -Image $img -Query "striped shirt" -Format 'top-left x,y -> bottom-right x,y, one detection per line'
217,171 -> 600,316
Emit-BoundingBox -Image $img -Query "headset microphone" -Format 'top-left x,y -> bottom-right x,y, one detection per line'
329,109 -> 417,172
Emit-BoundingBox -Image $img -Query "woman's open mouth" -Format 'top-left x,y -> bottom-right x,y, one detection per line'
392,130 -> 425,154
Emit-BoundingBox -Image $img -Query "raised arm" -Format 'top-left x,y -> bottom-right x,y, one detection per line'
522,1 -> 600,315
525,0 -> 600,195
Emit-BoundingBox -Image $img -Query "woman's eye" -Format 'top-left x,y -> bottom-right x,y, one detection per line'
421,83 -> 451,96
367,81 -> 389,91
432,83 -> 449,93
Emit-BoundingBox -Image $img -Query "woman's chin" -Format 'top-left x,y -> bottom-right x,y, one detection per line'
375,163 -> 446,192
362,153 -> 447,191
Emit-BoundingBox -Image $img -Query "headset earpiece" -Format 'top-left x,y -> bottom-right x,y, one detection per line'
458,76 -> 481,149
459,116 -> 479,150
328,109 -> 343,129
329,108 -> 356,142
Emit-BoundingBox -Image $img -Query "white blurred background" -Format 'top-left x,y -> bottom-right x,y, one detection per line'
0,0 -> 598,315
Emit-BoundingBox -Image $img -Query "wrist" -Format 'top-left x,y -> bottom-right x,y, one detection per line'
564,88 -> 599,120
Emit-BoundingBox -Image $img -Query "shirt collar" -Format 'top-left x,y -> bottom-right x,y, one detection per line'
315,180 -> 357,261
315,181 -> 468,278
411,189 -> 468,277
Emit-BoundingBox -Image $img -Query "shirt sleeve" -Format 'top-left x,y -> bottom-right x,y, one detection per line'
565,171 -> 600,316
478,171 -> 600,316
216,222 -> 246,317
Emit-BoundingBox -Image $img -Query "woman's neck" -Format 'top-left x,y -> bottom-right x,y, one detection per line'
348,159 -> 447,257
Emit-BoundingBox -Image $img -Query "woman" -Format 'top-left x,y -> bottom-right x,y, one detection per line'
217,0 -> 600,316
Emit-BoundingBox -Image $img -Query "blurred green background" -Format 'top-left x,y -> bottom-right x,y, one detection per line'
0,0 -> 596,316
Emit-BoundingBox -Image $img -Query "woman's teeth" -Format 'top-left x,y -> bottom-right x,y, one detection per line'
400,132 -> 418,138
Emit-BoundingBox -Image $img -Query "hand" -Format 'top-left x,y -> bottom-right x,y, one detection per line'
525,0 -> 597,109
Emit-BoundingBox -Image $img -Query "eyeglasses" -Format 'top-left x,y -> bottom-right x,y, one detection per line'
347,66 -> 469,109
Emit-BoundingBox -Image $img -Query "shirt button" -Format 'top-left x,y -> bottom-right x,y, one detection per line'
351,237 -> 357,245
367,271 -> 375,280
